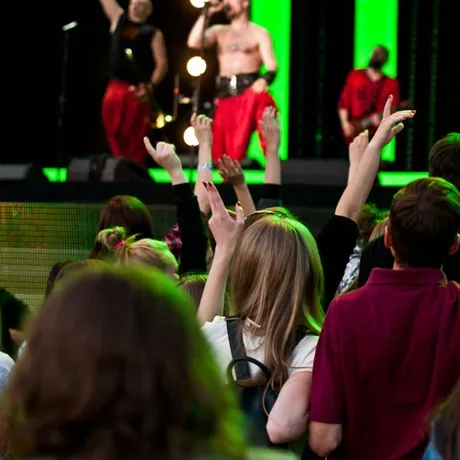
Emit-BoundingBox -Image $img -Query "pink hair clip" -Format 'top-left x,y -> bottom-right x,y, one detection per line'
114,241 -> 125,249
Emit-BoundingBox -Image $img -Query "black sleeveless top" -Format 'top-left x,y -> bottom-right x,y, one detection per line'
109,13 -> 157,84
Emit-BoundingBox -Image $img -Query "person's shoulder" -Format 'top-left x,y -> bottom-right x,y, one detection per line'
330,287 -> 370,314
251,23 -> 271,37
202,316 -> 227,339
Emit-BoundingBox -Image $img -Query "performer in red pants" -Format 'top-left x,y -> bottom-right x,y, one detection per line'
188,0 -> 277,163
99,0 -> 168,165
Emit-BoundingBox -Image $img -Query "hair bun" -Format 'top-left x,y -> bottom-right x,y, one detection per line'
97,227 -> 127,250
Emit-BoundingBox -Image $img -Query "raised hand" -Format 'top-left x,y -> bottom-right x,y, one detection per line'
143,139 -> 182,173
191,113 -> 213,146
370,95 -> 416,150
260,106 -> 280,153
349,130 -> 369,166
217,155 -> 245,186
204,182 -> 244,251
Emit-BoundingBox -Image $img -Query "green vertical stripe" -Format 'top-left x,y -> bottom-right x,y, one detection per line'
249,0 -> 291,165
354,0 -> 398,162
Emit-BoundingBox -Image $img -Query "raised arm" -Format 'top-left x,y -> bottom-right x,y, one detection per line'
99,0 -> 123,25
197,183 -> 244,325
187,5 -> 225,49
150,30 -> 168,86
192,113 -> 214,216
335,95 -> 415,221
218,156 -> 256,216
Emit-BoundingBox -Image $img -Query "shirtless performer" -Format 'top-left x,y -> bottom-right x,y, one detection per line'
187,0 -> 277,163
99,0 -> 168,165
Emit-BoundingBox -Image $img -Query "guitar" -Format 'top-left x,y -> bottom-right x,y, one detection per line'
344,100 -> 411,144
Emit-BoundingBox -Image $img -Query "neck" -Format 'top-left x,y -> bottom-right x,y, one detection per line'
367,67 -> 383,80
128,12 -> 146,24
231,15 -> 250,29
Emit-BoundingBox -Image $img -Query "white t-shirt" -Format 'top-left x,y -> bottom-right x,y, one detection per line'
0,351 -> 14,393
202,317 -> 318,379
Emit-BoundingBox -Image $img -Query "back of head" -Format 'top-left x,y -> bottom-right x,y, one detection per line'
230,215 -> 324,387
357,204 -> 384,245
97,227 -> 178,275
90,196 -> 154,259
178,274 -> 208,310
429,133 -> 460,190
388,177 -> 460,268
3,267 -> 244,459
53,259 -> 109,293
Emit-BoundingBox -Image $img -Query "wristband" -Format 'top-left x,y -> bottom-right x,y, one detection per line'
262,70 -> 277,85
198,163 -> 213,171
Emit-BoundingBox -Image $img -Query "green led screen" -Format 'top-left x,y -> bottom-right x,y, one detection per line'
248,0 -> 291,166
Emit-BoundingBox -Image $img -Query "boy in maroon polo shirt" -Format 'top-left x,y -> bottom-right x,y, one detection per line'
309,178 -> 460,460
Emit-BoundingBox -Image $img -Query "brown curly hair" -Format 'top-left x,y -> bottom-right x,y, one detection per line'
1,267 -> 246,460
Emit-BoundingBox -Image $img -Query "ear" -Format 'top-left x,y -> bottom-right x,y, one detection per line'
384,225 -> 392,249
448,234 -> 460,256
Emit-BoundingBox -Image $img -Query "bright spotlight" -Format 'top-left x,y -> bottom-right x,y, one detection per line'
187,56 -> 207,77
165,115 -> 173,123
190,0 -> 206,7
184,126 -> 199,147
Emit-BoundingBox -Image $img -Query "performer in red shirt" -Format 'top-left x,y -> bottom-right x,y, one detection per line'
338,46 -> 400,143
99,0 -> 168,165
187,0 -> 277,163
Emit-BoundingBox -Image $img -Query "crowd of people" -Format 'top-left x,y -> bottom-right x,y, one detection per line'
0,100 -> 459,460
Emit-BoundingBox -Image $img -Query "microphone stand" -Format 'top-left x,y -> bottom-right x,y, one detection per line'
57,30 -> 71,172
189,3 -> 212,182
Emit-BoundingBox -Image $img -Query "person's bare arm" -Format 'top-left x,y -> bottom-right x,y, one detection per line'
192,114 -> 213,216
197,184 -> 244,325
309,422 -> 343,457
99,0 -> 123,25
267,372 -> 311,444
347,130 -> 369,184
218,156 -> 256,216
187,6 -> 224,49
260,107 -> 281,185
150,30 -> 168,85
259,28 -> 278,72
252,29 -> 278,94
335,96 -> 415,221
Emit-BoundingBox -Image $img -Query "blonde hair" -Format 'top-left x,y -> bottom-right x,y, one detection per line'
229,215 -> 324,388
369,217 -> 388,241
97,227 -> 178,274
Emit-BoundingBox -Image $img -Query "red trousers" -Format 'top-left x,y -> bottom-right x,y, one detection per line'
212,87 -> 276,163
102,79 -> 151,165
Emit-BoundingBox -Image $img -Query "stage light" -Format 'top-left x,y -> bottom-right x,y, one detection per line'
190,0 -> 206,7
187,56 -> 207,77
165,115 -> 173,122
184,126 -> 199,146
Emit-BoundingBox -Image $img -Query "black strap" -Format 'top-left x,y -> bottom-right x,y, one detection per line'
226,318 -> 309,382
226,318 -> 251,380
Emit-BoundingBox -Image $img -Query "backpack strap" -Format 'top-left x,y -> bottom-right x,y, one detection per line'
226,317 -> 251,380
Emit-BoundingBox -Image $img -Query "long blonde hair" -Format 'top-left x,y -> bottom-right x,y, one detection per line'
229,215 -> 324,388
